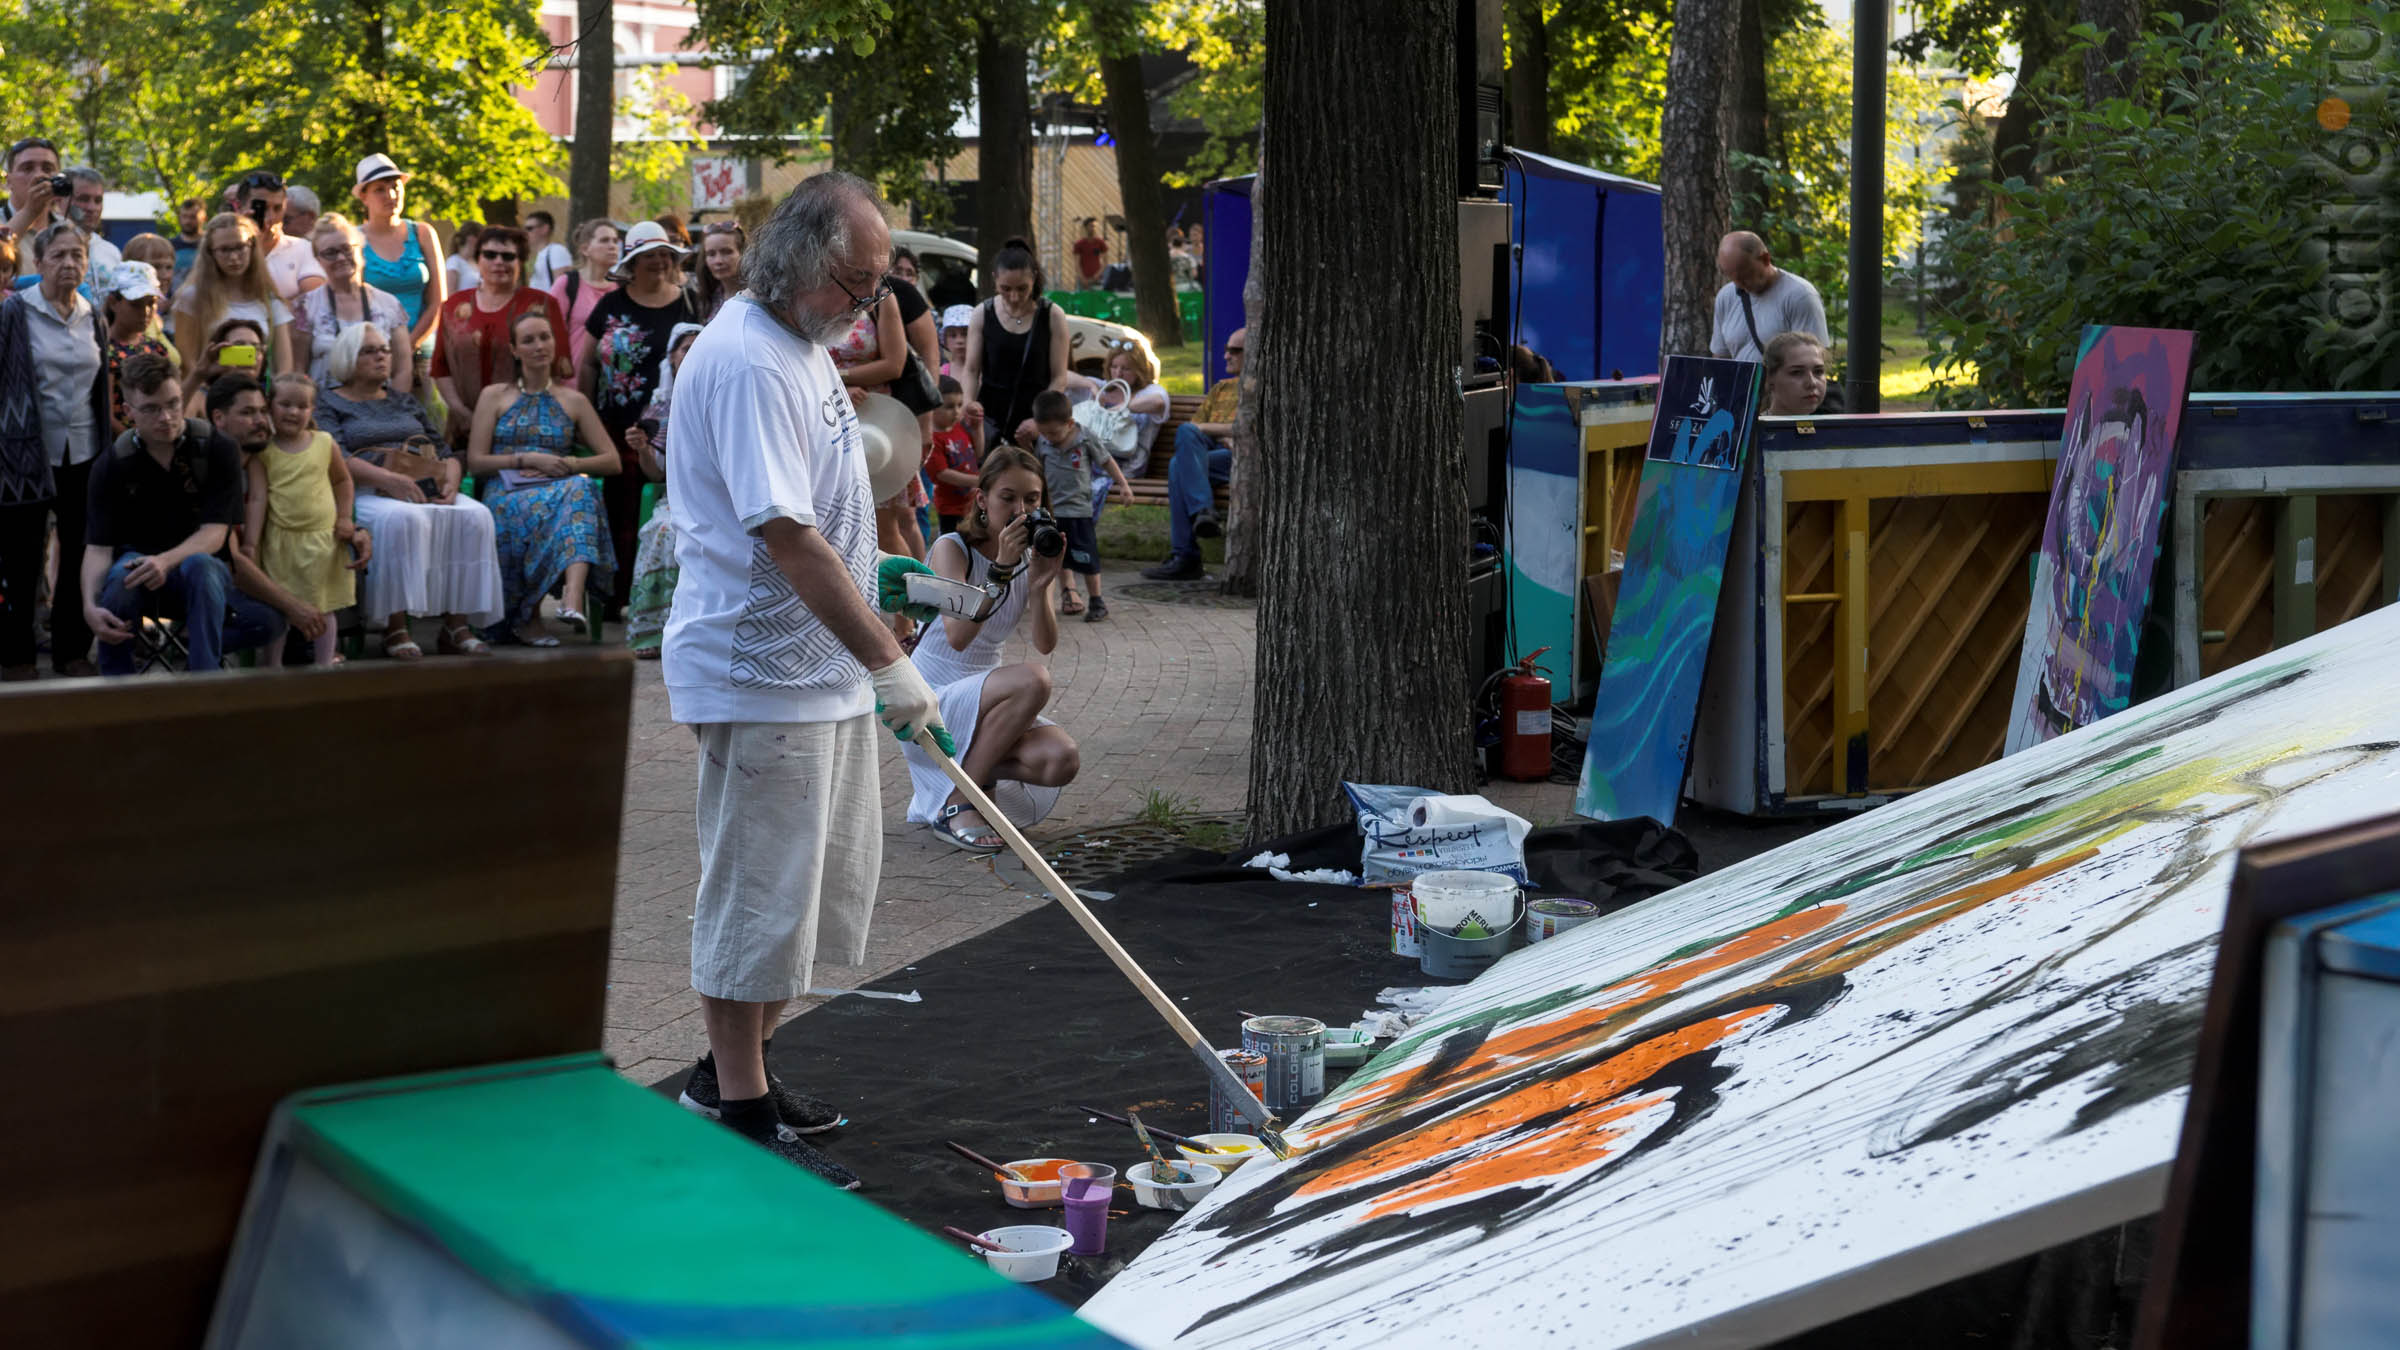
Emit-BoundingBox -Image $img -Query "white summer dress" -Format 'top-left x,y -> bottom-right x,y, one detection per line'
901,534 -> 1063,829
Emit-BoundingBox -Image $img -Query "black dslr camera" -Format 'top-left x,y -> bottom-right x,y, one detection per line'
1025,508 -> 1065,559
44,173 -> 71,201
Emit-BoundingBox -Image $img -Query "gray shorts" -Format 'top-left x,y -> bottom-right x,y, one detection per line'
691,717 -> 883,1002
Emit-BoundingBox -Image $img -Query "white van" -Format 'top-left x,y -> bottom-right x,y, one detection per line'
896,230 -> 1157,377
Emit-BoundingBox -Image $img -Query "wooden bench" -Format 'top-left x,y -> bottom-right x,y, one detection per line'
1117,394 -> 1231,510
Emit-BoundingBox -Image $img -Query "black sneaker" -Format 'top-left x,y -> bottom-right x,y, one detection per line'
1141,554 -> 1204,581
679,1053 -> 848,1135
755,1128 -> 863,1190
1085,596 -> 1108,622
1193,509 -> 1223,539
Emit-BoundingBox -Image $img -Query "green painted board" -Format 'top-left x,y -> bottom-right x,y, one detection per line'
213,1055 -> 1118,1349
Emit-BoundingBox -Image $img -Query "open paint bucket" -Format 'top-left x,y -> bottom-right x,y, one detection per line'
1417,886 -> 1522,980
1525,897 -> 1601,943
1410,871 -> 1521,935
1241,1015 -> 1326,1114
975,1225 -> 1074,1282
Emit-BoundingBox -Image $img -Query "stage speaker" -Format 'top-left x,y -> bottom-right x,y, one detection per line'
1466,554 -> 1506,688
1460,198 -> 1509,389
1463,383 -> 1506,515
1456,0 -> 1505,196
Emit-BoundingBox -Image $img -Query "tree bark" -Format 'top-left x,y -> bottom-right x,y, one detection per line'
1728,0 -> 1769,209
1247,0 -> 1470,838
975,17 -> 1034,296
1659,0 -> 1735,356
1220,156 -> 1264,598
570,0 -> 614,229
828,87 -> 877,176
1100,46 -> 1181,349
1504,0 -> 1551,156
2078,0 -> 2144,105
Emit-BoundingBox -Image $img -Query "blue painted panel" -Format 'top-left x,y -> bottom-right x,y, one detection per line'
1202,177 -> 1253,389
1507,384 -> 1583,675
1598,186 -> 1664,379
1503,169 -> 1600,381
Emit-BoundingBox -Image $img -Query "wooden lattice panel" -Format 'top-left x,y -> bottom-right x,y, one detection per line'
2199,497 -> 2276,677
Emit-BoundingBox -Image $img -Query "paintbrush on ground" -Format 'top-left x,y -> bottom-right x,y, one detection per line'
917,731 -> 1298,1159
1071,1104 -> 1223,1150
1127,1109 -> 1192,1184
942,1226 -> 1011,1253
945,1140 -> 1029,1182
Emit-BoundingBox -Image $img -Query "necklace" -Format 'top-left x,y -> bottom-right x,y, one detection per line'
517,374 -> 553,396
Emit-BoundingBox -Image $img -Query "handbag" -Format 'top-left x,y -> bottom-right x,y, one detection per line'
1073,379 -> 1141,463
891,345 -> 943,415
368,433 -> 447,497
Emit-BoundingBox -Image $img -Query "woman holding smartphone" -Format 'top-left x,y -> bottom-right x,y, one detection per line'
171,213 -> 293,375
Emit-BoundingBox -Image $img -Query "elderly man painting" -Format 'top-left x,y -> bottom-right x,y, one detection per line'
662,172 -> 951,1189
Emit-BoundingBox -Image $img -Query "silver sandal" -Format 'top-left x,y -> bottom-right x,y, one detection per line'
929,803 -> 1002,852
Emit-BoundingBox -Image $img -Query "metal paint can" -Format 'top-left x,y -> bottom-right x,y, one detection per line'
1525,897 -> 1601,943
1241,1015 -> 1327,1115
1392,887 -> 1424,957
1209,1050 -> 1270,1135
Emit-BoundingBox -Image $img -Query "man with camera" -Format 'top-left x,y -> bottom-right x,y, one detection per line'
4,137 -> 70,283
234,170 -> 325,306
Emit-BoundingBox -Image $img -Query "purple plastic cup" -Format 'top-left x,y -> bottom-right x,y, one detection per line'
1058,1162 -> 1117,1256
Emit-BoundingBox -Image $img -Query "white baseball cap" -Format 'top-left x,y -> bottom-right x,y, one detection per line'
940,304 -> 975,331
611,220 -> 691,280
100,262 -> 160,302
353,153 -> 410,189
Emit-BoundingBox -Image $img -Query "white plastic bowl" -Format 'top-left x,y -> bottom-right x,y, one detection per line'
1127,1160 -> 1224,1211
1174,1133 -> 1266,1171
976,1225 -> 1074,1282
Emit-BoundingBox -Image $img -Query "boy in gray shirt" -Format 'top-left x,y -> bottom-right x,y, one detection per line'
1028,389 -> 1133,622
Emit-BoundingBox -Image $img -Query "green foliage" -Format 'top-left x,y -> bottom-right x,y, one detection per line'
616,68 -> 708,219
1545,0 -> 1672,179
1156,0 -> 1261,187
694,0 -> 978,219
0,0 -> 559,219
1729,20 -> 1959,344
1925,3 -> 2396,406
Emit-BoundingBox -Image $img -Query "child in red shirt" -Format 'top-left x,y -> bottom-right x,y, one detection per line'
925,375 -> 980,535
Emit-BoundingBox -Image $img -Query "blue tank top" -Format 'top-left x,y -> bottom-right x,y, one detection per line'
361,221 -> 431,327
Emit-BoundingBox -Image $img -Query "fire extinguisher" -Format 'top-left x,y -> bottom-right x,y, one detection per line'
1499,647 -> 1553,782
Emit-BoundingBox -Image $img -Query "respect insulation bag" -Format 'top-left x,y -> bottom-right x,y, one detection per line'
1342,782 -> 1533,885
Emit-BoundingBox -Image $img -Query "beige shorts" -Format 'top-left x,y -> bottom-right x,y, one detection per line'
691,717 -> 883,1002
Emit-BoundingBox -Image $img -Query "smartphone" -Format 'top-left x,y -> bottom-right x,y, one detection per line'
219,343 -> 258,369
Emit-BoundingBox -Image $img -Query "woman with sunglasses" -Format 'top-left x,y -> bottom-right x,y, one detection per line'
294,214 -> 412,393
576,219 -> 697,597
429,223 -> 566,448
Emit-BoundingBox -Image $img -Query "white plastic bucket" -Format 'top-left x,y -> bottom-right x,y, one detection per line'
1411,871 -> 1522,936
1127,1160 -> 1224,1211
976,1225 -> 1075,1282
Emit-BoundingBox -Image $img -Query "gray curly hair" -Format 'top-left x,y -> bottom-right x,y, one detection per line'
744,171 -> 885,316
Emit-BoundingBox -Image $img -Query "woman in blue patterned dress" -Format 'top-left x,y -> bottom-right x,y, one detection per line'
463,309 -> 620,645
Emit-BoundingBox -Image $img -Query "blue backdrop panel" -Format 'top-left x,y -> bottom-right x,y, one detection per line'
1202,177 -> 1254,389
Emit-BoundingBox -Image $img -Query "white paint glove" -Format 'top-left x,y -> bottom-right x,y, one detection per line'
868,658 -> 953,754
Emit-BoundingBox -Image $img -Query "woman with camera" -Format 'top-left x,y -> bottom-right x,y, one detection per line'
898,446 -> 1081,851
315,321 -> 502,659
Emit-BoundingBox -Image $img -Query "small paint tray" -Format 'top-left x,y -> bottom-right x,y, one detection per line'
1324,1028 -> 1377,1067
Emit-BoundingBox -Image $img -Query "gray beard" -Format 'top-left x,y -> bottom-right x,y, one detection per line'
795,303 -> 856,347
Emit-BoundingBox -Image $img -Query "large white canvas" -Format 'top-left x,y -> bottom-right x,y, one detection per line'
1083,605 -> 2400,1350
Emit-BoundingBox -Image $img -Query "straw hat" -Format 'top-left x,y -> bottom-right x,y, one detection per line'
611,219 -> 691,280
855,392 -> 925,503
352,153 -> 409,189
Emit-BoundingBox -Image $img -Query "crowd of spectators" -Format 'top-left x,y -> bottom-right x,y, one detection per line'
0,137 -> 1224,678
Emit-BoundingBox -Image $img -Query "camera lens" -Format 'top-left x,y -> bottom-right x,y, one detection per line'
1028,511 -> 1065,558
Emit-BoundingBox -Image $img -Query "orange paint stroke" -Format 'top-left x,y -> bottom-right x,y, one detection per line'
1306,908 -> 1845,1143
1361,1089 -> 1674,1221
1772,847 -> 2097,984
1299,1005 -> 1776,1204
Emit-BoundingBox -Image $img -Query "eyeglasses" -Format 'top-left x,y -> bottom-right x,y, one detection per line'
831,267 -> 891,315
359,345 -> 390,356
211,243 -> 253,257
479,250 -> 520,263
316,246 -> 352,261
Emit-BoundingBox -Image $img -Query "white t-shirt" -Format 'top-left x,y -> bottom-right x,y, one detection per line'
84,232 -> 121,269
1710,270 -> 1828,364
529,241 -> 573,291
261,233 -> 325,305
664,296 -> 879,725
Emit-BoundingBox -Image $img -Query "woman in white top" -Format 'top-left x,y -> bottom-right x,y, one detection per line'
294,214 -> 412,392
170,213 -> 293,375
900,446 -> 1082,851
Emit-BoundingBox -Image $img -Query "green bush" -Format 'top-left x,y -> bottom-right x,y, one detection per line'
1927,4 -> 2400,406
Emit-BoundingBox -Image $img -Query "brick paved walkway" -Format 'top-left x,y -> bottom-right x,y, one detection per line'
605,565 -> 1268,1084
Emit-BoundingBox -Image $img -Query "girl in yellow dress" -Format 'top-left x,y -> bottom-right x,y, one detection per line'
245,373 -> 369,666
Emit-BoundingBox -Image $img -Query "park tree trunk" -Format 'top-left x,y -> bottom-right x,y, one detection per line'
1659,0 -> 1734,356
1220,155 -> 1264,598
975,18 -> 1035,296
570,0 -> 614,228
1504,0 -> 1551,155
1728,0 -> 1769,209
827,87 -> 877,176
1247,0 -> 1470,838
1100,45 -> 1182,348
2078,0 -> 2143,104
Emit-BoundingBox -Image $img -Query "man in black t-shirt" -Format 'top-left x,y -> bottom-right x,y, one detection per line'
82,358 -> 287,674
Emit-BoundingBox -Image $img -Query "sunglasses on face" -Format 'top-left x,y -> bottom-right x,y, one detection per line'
1225,346 -> 1245,356
480,249 -> 519,263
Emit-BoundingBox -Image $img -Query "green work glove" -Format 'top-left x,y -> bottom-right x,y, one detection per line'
876,552 -> 941,623
868,658 -> 955,755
